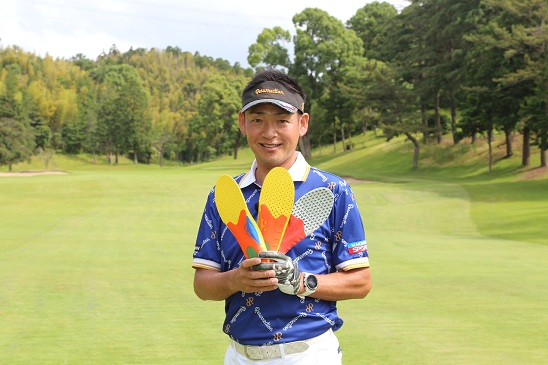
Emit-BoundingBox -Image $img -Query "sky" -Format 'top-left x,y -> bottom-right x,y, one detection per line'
1,0 -> 410,68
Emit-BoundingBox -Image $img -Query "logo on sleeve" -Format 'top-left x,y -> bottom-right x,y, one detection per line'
347,240 -> 367,254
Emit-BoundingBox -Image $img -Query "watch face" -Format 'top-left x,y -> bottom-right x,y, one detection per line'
306,274 -> 318,290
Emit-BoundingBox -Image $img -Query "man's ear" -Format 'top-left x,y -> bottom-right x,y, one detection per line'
299,113 -> 309,137
238,112 -> 247,136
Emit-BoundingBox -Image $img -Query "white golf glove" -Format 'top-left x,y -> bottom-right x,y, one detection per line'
253,251 -> 301,296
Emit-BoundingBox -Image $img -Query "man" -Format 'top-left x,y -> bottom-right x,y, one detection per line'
192,69 -> 371,364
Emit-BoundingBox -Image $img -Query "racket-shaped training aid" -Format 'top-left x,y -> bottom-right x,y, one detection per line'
277,187 -> 335,254
215,174 -> 267,258
257,167 -> 295,251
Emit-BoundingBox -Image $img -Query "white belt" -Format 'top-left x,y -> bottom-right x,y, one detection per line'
231,329 -> 332,360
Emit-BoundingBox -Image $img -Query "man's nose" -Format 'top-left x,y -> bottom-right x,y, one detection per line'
262,121 -> 278,138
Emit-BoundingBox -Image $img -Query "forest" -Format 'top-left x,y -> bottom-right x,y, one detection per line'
0,0 -> 546,171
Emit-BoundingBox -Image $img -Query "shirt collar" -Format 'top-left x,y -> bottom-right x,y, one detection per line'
239,152 -> 310,188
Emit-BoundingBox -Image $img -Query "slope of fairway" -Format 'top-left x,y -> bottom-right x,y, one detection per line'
313,134 -> 548,246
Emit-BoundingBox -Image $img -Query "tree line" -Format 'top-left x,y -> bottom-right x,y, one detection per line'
1,0 -> 546,171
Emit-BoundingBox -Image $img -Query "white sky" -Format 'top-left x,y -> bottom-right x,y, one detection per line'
1,0 -> 410,68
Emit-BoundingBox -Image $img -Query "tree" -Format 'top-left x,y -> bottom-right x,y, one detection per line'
343,59 -> 423,169
96,64 -> 150,164
384,3 -> 436,144
60,76 -> 96,154
151,125 -> 176,167
465,0 -> 547,167
347,1 -> 399,61
0,63 -> 22,119
248,27 -> 292,71
291,8 -> 364,158
430,0 -> 483,145
187,74 -> 244,162
388,0 -> 482,145
0,118 -> 35,171
462,32 -> 531,171
481,0 -> 547,167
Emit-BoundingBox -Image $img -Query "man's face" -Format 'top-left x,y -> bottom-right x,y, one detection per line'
238,103 -> 309,173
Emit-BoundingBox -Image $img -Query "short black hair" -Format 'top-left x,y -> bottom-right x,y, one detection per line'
243,69 -> 306,106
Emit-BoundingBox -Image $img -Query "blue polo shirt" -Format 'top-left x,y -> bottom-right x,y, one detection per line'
193,152 -> 369,346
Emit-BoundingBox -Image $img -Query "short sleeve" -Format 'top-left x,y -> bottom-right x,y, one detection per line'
192,187 -> 222,271
330,181 -> 370,271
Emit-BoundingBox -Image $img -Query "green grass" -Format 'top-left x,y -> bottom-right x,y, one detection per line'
0,168 -> 229,364
337,182 -> 547,364
1,135 -> 547,364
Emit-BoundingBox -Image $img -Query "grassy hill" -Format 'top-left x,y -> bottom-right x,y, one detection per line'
310,133 -> 548,246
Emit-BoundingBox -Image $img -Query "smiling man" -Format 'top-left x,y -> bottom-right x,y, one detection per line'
192,69 -> 372,365
238,79 -> 309,184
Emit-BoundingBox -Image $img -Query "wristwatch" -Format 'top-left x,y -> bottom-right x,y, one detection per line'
298,273 -> 318,298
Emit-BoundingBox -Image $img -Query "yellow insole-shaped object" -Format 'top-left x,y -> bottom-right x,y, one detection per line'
258,167 -> 295,251
215,174 -> 266,258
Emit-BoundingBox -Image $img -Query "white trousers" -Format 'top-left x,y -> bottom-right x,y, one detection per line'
224,329 -> 343,365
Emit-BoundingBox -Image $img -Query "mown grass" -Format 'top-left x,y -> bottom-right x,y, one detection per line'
0,168 -> 227,364
1,133 -> 546,364
336,181 -> 547,364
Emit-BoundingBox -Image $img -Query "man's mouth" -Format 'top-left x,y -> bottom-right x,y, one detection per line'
261,143 -> 281,149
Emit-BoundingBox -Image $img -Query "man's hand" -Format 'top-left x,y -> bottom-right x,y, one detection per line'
232,257 -> 280,294
193,257 -> 279,301
252,251 -> 301,296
